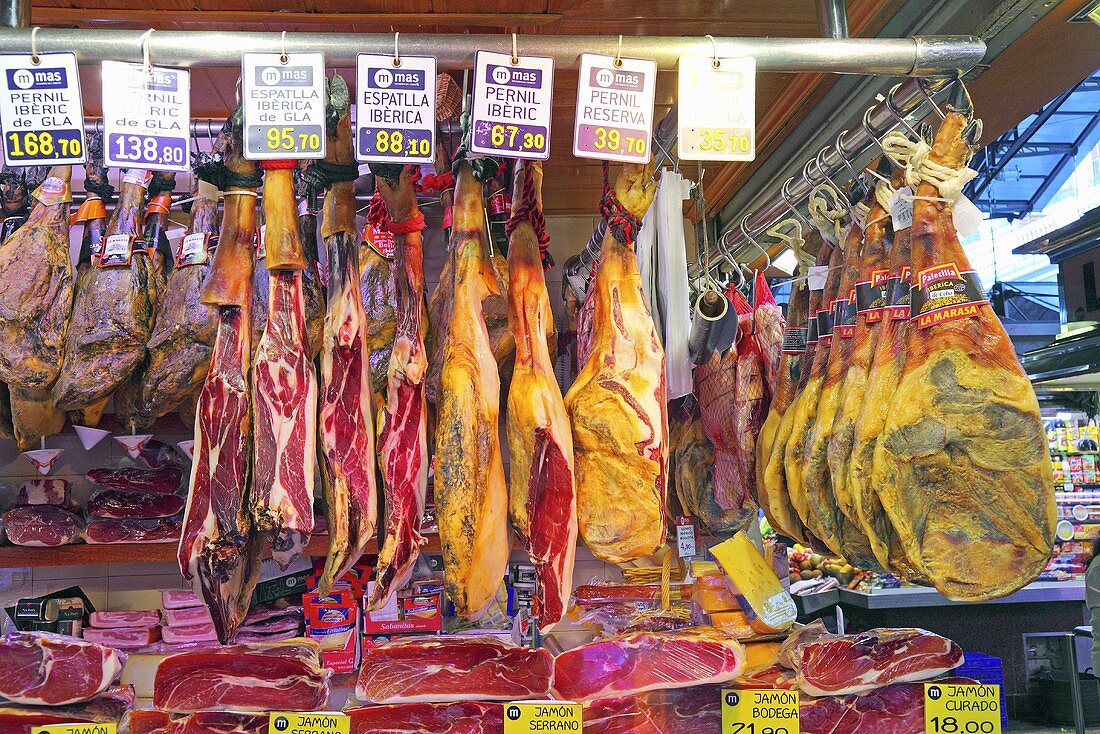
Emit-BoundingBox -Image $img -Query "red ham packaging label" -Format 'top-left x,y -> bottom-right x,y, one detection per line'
176,232 -> 215,268
885,265 -> 912,321
909,261 -> 987,329
835,288 -> 858,338
98,234 -> 136,268
781,326 -> 808,355
855,268 -> 890,324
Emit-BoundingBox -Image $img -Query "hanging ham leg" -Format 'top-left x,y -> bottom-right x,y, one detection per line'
505,161 -> 577,632
564,162 -> 666,564
317,76 -> 377,594
435,161 -> 509,619
178,114 -> 262,643
252,160 -> 317,570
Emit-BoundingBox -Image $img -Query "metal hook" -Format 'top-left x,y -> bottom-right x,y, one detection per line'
511,33 -> 519,65
614,34 -> 623,68
884,83 -> 923,139
29,26 -> 41,65
740,215 -> 771,270
780,177 -> 812,228
704,34 -> 720,68
916,78 -> 947,121
812,147 -> 847,201
834,131 -> 862,183
279,30 -> 289,64
393,32 -> 401,67
862,107 -> 887,150
138,28 -> 154,75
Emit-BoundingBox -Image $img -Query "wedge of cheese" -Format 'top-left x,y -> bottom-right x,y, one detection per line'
710,533 -> 797,634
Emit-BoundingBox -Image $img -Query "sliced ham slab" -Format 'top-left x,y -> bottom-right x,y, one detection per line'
87,466 -> 183,494
85,490 -> 185,519
83,516 -> 182,544
17,479 -> 73,509
164,607 -> 212,628
0,685 -> 134,732
346,701 -> 504,734
164,711 -> 269,734
0,632 -> 125,705
82,626 -> 160,648
355,637 -> 553,704
89,610 -> 161,629
161,622 -> 219,645
801,677 -> 978,734
3,506 -> 82,546
161,589 -> 202,609
583,685 -> 721,734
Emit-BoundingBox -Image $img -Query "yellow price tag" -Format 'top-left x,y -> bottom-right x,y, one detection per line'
268,712 -> 350,734
721,689 -> 799,734
503,702 -> 582,733
925,683 -> 1001,734
31,724 -> 116,734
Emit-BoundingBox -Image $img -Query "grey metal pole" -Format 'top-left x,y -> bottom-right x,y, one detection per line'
0,0 -> 29,29
815,0 -> 850,40
0,30 -> 984,74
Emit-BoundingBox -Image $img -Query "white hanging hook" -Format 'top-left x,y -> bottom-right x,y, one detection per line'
29,26 -> 41,65
393,31 -> 401,67
511,33 -> 519,65
614,35 -> 623,68
138,28 -> 154,72
279,30 -> 289,64
705,34 -> 720,68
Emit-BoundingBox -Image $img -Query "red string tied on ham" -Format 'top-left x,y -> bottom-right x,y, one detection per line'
504,163 -> 554,269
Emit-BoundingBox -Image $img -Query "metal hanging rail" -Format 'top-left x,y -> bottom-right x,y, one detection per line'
0,29 -> 984,74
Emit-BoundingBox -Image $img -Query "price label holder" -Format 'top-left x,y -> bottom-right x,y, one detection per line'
573,53 -> 656,164
101,61 -> 190,172
356,54 -> 436,164
0,52 -> 86,166
503,701 -> 582,733
242,52 -> 327,161
268,711 -> 349,734
470,50 -> 554,160
32,724 -> 116,734
925,682 -> 1001,734
676,516 -> 697,558
677,55 -> 755,162
722,689 -> 799,734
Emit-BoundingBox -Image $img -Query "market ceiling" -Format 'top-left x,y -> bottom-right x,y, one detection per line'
26,0 -> 904,215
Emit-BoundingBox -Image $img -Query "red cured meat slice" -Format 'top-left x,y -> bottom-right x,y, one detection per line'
236,615 -> 301,636
165,711 -> 269,734
573,584 -> 693,607
795,628 -> 963,696
346,701 -> 504,734
231,628 -> 300,644
552,627 -> 746,702
86,490 -> 185,519
87,466 -> 183,494
0,685 -> 134,733
355,637 -> 553,704
0,632 -> 125,705
89,610 -> 161,629
152,639 -> 329,713
164,607 -> 212,627
130,708 -> 171,734
82,626 -> 161,648
17,479 -> 73,509
583,685 -> 721,734
801,677 -> 978,734
2,506 -> 82,546
83,517 -> 183,544
161,589 -> 202,610
161,623 -> 219,645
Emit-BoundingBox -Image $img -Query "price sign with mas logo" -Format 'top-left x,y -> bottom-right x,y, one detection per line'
925,683 -> 1001,734
677,55 -> 755,162
268,711 -> 349,734
102,61 -> 191,172
573,53 -> 656,164
503,702 -> 582,733
722,689 -> 799,734
0,52 -> 86,166
242,52 -> 326,161
471,51 -> 554,160
32,725 -> 116,734
356,54 -> 436,164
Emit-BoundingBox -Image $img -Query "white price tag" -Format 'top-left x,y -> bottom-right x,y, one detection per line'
953,194 -> 985,239
676,517 -> 697,558
573,53 -> 656,164
891,186 -> 914,231
807,265 -> 829,291
102,61 -> 190,172
677,55 -> 755,161
470,51 -> 554,160
356,54 -> 436,164
0,53 -> 86,166
242,52 -> 327,160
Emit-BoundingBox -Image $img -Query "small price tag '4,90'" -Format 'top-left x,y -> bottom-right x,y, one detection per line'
503,702 -> 582,733
676,516 -> 697,558
242,52 -> 327,161
32,724 -> 117,734
925,683 -> 1001,734
0,52 -> 87,166
268,711 -> 349,734
722,689 -> 800,734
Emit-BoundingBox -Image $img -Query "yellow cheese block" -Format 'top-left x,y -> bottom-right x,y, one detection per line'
120,652 -> 168,699
742,640 -> 782,670
692,571 -> 741,612
703,610 -> 754,639
710,533 -> 797,634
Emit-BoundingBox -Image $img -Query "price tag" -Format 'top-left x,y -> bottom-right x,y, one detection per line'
503,702 -> 582,733
356,54 -> 435,164
891,186 -> 914,231
470,51 -> 554,160
32,725 -> 116,734
924,682 -> 1001,734
573,53 -> 656,164
0,52 -> 86,166
722,689 -> 799,734
807,265 -> 829,291
101,61 -> 190,172
677,55 -> 755,162
242,52 -> 326,161
952,194 -> 985,239
676,516 -> 697,558
268,712 -> 349,734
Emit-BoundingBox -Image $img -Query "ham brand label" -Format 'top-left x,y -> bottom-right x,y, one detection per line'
835,288 -> 858,338
885,265 -> 911,321
855,269 -> 890,323
0,52 -> 86,166
722,689 -> 799,734
176,232 -> 214,267
815,308 -> 834,344
242,52 -> 326,160
573,53 -> 656,164
677,55 -> 755,161
32,725 -> 117,734
101,61 -> 191,172
355,54 -> 436,164
924,683 -> 1001,734
268,712 -> 349,734
99,234 -> 135,268
503,702 -> 582,733
806,317 -> 819,345
471,51 -> 554,160
782,326 -> 808,355
909,261 -> 987,329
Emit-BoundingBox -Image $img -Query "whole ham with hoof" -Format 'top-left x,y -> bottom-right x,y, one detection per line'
564,161 -> 666,564
178,111 -> 263,644
505,161 -> 577,633
872,83 -> 1054,601
435,159 -> 509,619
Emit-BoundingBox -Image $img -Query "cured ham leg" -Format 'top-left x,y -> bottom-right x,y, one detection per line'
317,76 -> 377,593
505,162 -> 577,632
252,159 -> 317,570
873,87 -> 1054,600
368,162 -> 429,611
178,116 -> 262,643
435,161 -> 509,618
565,162 -> 666,564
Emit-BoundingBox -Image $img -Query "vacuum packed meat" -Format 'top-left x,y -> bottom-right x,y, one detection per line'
85,490 -> 185,519
87,465 -> 183,494
3,505 -> 82,546
0,632 -> 125,705
84,516 -> 182,544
